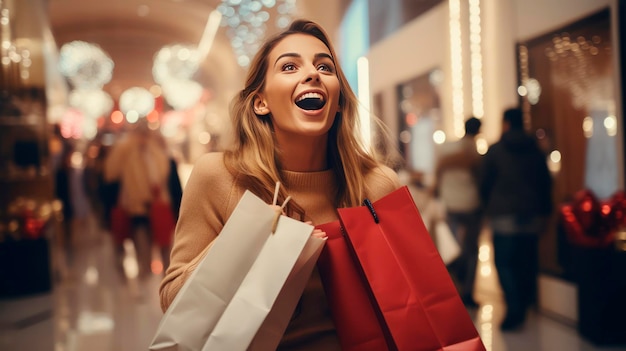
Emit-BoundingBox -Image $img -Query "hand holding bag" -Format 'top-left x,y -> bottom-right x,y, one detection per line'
150,188 -> 325,351
318,186 -> 485,351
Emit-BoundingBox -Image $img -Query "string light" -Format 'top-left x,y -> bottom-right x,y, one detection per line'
469,0 -> 484,119
217,0 -> 297,67
448,0 -> 464,138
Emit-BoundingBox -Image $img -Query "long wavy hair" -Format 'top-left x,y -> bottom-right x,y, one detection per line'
224,19 -> 393,215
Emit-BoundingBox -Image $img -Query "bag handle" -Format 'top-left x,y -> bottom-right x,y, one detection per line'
363,198 -> 379,224
271,182 -> 292,233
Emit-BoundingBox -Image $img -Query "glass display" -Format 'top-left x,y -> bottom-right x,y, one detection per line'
519,9 -> 618,278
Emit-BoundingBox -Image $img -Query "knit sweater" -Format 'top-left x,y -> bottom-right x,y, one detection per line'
159,152 -> 400,350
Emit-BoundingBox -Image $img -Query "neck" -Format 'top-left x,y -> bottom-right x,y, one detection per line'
277,134 -> 328,172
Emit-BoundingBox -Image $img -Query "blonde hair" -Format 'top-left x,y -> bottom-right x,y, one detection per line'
224,19 -> 395,214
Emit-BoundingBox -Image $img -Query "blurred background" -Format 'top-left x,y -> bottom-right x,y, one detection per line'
0,0 -> 625,350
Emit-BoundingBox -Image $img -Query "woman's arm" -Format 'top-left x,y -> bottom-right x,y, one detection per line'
159,153 -> 238,311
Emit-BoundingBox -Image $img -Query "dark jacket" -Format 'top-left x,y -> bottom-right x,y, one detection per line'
479,129 -> 553,217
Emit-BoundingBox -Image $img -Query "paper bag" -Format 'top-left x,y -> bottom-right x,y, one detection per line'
319,186 -> 486,351
435,220 -> 461,265
317,221 -> 393,351
150,190 -> 323,351
202,216 -> 318,350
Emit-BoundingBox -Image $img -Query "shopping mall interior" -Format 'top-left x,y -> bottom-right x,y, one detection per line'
1,0 -> 625,350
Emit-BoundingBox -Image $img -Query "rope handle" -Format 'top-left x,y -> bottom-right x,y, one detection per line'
271,182 -> 291,233
363,198 -> 379,224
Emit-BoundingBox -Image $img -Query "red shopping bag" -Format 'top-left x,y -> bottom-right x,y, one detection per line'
317,221 -> 394,351
110,206 -> 131,245
150,200 -> 176,247
317,186 -> 485,351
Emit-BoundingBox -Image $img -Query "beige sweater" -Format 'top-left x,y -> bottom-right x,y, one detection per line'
104,133 -> 170,216
160,152 -> 400,350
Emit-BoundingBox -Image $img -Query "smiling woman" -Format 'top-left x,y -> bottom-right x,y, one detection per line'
253,33 -> 341,161
159,19 -> 402,351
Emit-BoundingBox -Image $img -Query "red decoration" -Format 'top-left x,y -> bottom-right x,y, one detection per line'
608,191 -> 626,229
23,218 -> 46,239
560,189 -> 625,248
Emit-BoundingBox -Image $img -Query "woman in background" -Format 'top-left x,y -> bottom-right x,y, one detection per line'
104,121 -> 171,279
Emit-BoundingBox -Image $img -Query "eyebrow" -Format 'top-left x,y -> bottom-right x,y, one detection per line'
274,52 -> 334,67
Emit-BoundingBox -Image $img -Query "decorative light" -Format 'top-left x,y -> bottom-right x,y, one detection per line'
161,79 -> 203,111
525,78 -> 542,105
357,56 -> 371,151
476,137 -> 488,155
60,108 -> 85,139
548,150 -> 562,173
582,116 -> 593,138
605,115 -> 617,136
448,0 -> 464,138
152,44 -> 204,110
433,130 -> 446,144
518,44 -> 532,128
152,44 -> 199,85
58,40 -> 114,89
68,89 -> 113,119
217,0 -> 297,67
119,87 -> 155,117
468,0 -> 484,118
82,118 -> 98,140
152,10 -> 221,111
544,33 -> 611,110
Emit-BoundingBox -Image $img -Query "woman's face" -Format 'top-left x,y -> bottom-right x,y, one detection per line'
256,33 -> 341,143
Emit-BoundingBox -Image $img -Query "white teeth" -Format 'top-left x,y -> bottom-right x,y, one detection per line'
296,92 -> 324,102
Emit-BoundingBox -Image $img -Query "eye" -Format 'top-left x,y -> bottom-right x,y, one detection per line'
317,63 -> 335,73
281,63 -> 297,71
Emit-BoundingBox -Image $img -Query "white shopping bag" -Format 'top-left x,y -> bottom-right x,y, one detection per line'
435,220 -> 461,265
247,236 -> 324,351
150,190 -> 324,351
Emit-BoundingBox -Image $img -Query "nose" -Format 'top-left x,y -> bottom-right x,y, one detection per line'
303,67 -> 320,83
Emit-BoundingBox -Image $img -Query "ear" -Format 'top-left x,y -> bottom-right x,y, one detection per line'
253,95 -> 270,116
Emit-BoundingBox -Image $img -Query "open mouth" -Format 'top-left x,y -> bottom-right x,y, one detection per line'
295,92 -> 326,110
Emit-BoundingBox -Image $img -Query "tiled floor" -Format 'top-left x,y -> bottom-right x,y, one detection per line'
1,208 -> 626,351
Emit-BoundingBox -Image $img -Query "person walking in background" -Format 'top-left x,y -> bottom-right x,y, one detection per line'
433,116 -> 483,308
104,121 -> 171,280
159,19 -> 400,350
479,107 -> 553,331
52,126 -> 76,264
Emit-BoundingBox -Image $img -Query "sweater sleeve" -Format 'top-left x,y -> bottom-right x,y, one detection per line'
158,152 -> 238,311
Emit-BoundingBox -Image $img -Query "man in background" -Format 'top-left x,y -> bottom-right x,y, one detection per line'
433,116 -> 483,308
480,107 -> 553,331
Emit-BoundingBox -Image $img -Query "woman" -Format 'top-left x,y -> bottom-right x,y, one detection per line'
159,19 -> 400,350
104,121 -> 171,279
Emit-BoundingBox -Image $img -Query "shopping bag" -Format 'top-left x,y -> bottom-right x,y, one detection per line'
202,219 -> 321,350
318,186 -> 485,351
150,199 -> 177,247
317,221 -> 393,351
110,206 -> 131,245
247,236 -> 325,351
435,220 -> 461,265
149,190 -> 323,351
